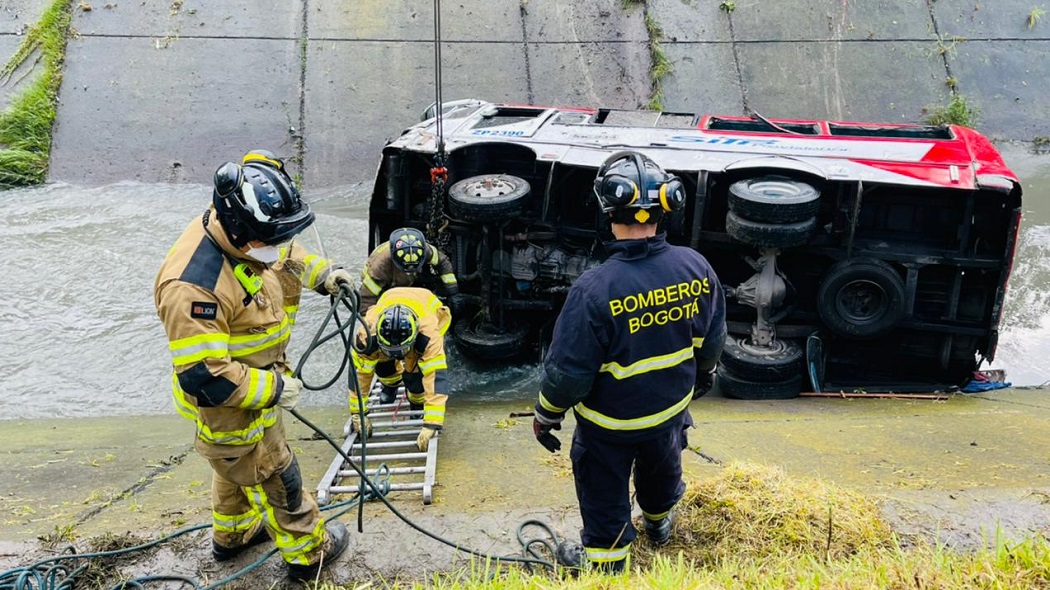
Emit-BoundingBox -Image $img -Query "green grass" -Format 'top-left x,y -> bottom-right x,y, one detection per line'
311,462 -> 1050,589
644,13 -> 672,111
1028,7 -> 1045,29
924,93 -> 980,127
0,0 -> 73,189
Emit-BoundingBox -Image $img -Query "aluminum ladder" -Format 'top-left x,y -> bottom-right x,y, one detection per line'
316,384 -> 438,505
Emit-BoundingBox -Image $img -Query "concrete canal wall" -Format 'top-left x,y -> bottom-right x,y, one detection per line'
1,0 -> 1048,187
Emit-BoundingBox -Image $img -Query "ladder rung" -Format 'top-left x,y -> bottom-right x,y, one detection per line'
339,466 -> 426,477
351,440 -> 418,450
347,451 -> 427,461
332,483 -> 425,493
371,419 -> 425,428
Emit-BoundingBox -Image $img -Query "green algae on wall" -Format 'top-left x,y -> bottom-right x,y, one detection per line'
0,0 -> 73,189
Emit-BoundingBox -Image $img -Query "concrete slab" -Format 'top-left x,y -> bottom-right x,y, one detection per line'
527,41 -> 650,110
946,40 -> 1050,141
737,41 -> 951,123
523,0 -> 647,43
71,0 -> 303,39
932,0 -> 1049,39
0,36 -> 33,115
648,0 -> 732,43
661,42 -> 745,116
303,40 -> 528,187
0,0 -> 46,35
49,36 -> 301,185
729,0 -> 935,41
310,0 -> 521,42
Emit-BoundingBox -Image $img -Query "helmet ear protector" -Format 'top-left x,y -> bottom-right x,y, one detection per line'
592,151 -> 686,215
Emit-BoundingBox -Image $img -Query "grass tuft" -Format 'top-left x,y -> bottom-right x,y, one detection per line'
924,94 -> 980,128
0,0 -> 73,189
643,13 -> 672,111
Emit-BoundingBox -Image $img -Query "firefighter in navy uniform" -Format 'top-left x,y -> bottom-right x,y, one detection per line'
532,151 -> 727,573
358,227 -> 460,317
154,150 -> 351,581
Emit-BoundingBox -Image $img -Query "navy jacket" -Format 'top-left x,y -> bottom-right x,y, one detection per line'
536,233 -> 726,441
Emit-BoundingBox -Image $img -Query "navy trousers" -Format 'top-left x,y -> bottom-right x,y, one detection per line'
569,411 -> 692,562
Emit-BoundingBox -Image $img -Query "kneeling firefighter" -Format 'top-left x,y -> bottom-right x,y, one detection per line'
533,151 -> 727,573
350,287 -> 452,452
154,150 -> 352,581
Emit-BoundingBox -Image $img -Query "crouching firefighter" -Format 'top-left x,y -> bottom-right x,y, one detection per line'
532,151 -> 727,573
154,150 -> 352,581
349,287 -> 451,452
358,227 -> 462,315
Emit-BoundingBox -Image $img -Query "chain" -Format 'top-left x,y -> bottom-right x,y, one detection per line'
427,153 -> 451,250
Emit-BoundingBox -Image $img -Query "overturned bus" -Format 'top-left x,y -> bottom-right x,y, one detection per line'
366,99 -> 1022,398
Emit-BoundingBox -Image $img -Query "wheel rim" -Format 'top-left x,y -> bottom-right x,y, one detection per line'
464,177 -> 516,199
749,179 -> 806,200
835,279 -> 888,324
738,337 -> 787,357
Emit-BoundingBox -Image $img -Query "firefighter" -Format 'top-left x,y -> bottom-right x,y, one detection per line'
154,150 -> 352,581
358,227 -> 460,314
532,151 -> 727,573
349,287 -> 451,451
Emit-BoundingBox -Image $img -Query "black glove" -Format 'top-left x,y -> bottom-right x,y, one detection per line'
448,293 -> 467,319
533,416 -> 563,453
694,369 -> 715,399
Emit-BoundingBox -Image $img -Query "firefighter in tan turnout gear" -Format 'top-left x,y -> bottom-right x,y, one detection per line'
358,227 -> 459,314
350,287 -> 451,452
154,150 -> 351,581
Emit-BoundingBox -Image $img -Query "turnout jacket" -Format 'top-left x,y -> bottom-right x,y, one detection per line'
536,233 -> 726,442
154,208 -> 339,458
351,287 -> 451,428
359,242 -> 458,312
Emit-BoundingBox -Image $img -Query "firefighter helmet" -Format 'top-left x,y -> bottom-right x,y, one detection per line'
376,304 -> 419,359
389,228 -> 428,274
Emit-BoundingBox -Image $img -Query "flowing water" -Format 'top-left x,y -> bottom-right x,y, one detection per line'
1,149 -> 1046,419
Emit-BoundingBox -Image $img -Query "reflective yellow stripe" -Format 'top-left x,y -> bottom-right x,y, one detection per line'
377,373 -> 401,386
246,485 -> 324,565
599,346 -> 693,380
239,368 -> 274,409
171,374 -> 277,445
406,392 -> 426,405
213,510 -> 261,533
423,405 -> 445,424
229,319 -> 291,357
348,393 -> 370,414
302,254 -> 329,290
428,245 -> 440,266
643,507 -> 673,521
352,351 -> 377,372
576,390 -> 692,431
418,355 -> 447,375
692,337 -> 705,348
362,273 -> 383,295
440,273 -> 457,285
538,392 -> 568,414
169,333 -> 229,365
585,544 -> 631,563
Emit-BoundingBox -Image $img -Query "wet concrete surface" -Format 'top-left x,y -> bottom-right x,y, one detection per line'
2,389 -> 1049,583
2,0 -> 1046,186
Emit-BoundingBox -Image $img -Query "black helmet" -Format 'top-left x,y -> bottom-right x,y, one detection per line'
592,151 -> 685,223
389,228 -> 428,274
376,304 -> 419,359
212,150 -> 314,247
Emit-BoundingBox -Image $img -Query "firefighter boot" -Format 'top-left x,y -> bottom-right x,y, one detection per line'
378,384 -> 398,404
644,510 -> 676,547
287,522 -> 349,582
555,540 -> 587,575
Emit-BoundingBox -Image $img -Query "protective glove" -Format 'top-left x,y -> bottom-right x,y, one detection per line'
277,375 -> 303,410
447,293 -> 468,319
694,369 -> 716,399
417,425 -> 439,452
350,414 -> 373,438
533,414 -> 563,453
324,268 -> 356,296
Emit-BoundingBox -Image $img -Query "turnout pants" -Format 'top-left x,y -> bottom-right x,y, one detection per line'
206,421 -> 327,566
569,411 -> 692,568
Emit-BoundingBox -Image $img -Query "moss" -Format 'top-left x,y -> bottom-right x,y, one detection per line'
643,13 -> 672,111
0,0 -> 74,188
